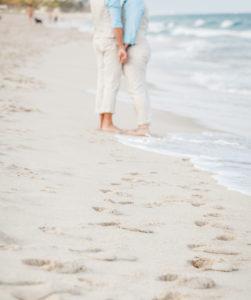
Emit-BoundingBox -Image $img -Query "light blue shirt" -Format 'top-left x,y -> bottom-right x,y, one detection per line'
123,0 -> 145,45
106,0 -> 145,45
105,0 -> 123,29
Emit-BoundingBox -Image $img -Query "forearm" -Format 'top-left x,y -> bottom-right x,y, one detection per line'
107,1 -> 123,48
113,28 -> 124,49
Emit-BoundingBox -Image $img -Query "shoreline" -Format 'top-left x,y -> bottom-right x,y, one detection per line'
1,13 -> 251,300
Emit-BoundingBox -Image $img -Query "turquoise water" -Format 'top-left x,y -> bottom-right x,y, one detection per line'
149,13 -> 251,33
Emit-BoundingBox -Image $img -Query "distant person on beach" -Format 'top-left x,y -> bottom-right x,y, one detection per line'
48,8 -> 59,23
26,4 -> 34,22
90,0 -> 127,133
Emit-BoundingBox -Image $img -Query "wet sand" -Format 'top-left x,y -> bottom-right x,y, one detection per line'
1,13 -> 251,300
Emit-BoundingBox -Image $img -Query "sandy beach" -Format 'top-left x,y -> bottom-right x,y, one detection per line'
1,13 -> 251,300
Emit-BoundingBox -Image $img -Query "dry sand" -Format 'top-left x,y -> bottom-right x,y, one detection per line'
0,13 -> 251,300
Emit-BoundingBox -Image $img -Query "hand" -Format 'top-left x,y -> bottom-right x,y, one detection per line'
118,47 -> 128,64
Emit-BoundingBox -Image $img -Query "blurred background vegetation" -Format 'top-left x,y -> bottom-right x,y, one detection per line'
0,0 -> 89,11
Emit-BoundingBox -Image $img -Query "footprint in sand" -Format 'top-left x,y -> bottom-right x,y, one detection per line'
158,274 -> 178,282
136,179 -> 151,184
190,257 -> 238,272
191,201 -> 206,207
144,202 -> 163,208
178,185 -> 189,190
94,255 -> 138,262
0,280 -> 43,286
211,223 -> 233,231
204,212 -> 221,218
213,205 -> 225,210
117,201 -> 134,205
39,226 -> 63,235
104,198 -> 116,204
158,273 -> 215,290
153,292 -> 183,300
69,247 -> 103,254
202,248 -> 239,256
121,177 -> 134,182
96,221 -> 120,227
144,221 -> 165,227
188,243 -> 238,256
192,187 -> 202,191
216,234 -> 235,241
179,276 -> 216,289
187,244 -> 205,250
92,206 -> 106,212
194,220 -> 208,227
93,222 -> 154,234
115,192 -> 132,198
118,226 -> 154,234
100,189 -> 112,194
22,259 -> 86,274
109,209 -> 124,216
150,171 -> 158,174
78,277 -> 106,288
128,172 -> 140,176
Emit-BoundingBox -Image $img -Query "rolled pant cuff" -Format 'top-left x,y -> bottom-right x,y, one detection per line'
96,109 -> 115,115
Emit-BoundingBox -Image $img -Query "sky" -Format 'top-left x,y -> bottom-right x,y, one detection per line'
145,0 -> 251,15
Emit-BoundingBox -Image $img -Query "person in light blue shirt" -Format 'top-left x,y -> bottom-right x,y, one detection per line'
122,0 -> 152,135
106,0 -> 151,135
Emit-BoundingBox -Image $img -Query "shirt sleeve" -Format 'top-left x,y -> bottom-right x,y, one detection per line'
105,0 -> 123,29
123,0 -> 144,45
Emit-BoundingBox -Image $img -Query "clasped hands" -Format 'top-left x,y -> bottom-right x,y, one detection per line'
118,44 -> 129,64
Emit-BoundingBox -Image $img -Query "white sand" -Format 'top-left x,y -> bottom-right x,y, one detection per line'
1,13 -> 251,300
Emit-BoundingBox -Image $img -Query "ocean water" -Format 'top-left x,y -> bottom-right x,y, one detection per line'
119,13 -> 251,195
49,13 -> 251,195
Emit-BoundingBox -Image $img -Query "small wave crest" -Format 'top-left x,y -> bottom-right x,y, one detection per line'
191,72 -> 251,96
221,19 -> 235,28
194,19 -> 205,27
169,26 -> 251,39
148,21 -> 165,34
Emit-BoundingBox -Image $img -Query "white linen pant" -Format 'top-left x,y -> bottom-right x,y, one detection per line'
93,37 -> 122,114
123,40 -> 151,125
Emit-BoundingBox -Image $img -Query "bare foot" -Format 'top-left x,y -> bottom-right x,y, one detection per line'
124,124 -> 150,137
100,125 -> 122,134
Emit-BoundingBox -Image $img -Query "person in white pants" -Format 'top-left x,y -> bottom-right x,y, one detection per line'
90,0 -> 127,133
122,0 -> 151,136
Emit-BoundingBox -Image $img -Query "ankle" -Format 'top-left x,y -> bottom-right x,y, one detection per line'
101,113 -> 113,128
101,122 -> 113,129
